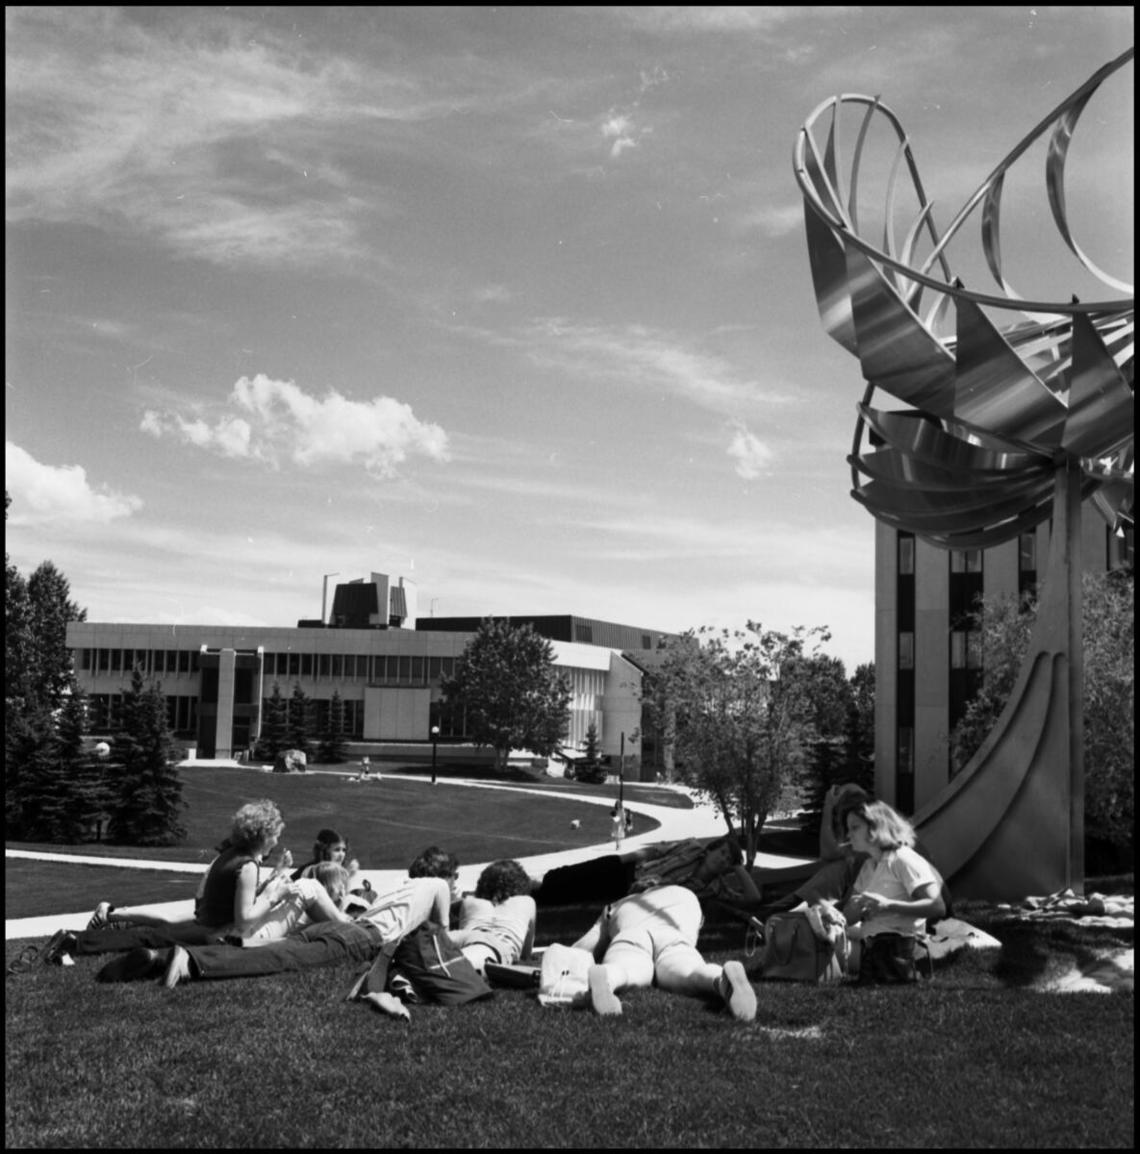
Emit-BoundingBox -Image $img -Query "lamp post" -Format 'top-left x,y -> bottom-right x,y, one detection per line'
321,572 -> 340,625
618,731 -> 625,811
430,725 -> 440,785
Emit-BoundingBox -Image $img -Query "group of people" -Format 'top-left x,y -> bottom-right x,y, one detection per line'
43,784 -> 945,1020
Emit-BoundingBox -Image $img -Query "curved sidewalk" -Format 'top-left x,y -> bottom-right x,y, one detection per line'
5,777 -> 814,941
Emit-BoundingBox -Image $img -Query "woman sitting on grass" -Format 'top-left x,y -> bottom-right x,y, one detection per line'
290,827 -> 377,911
840,799 -> 945,981
450,859 -> 537,975
45,800 -> 339,963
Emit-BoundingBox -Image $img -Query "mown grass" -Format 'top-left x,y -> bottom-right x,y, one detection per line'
6,772 -> 1133,1147
4,764 -> 670,889
5,908 -> 1133,1149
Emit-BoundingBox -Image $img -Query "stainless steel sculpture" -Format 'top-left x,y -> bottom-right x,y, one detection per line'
793,49 -> 1133,899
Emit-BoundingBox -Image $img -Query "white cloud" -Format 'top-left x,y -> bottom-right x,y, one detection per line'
4,442 -> 143,524
141,374 -> 451,477
727,424 -> 774,479
601,109 -> 647,158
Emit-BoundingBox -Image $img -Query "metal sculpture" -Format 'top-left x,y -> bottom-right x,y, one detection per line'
793,49 -> 1133,899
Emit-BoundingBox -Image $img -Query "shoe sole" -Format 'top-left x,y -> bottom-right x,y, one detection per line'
588,965 -> 622,1016
722,961 -> 757,1022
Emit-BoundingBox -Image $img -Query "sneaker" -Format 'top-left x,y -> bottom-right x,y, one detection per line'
162,946 -> 192,988
389,973 -> 420,1005
360,991 -> 410,1021
719,960 -> 757,1022
96,948 -> 169,983
87,901 -> 115,932
41,929 -> 78,966
588,964 -> 622,1016
7,944 -> 41,976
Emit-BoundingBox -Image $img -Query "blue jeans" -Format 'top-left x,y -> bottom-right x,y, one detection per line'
184,921 -> 383,980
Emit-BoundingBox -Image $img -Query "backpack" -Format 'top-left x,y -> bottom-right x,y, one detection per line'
391,922 -> 494,1007
745,910 -> 847,983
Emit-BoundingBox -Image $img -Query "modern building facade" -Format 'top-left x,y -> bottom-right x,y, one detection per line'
875,512 -> 1133,814
65,572 -> 675,773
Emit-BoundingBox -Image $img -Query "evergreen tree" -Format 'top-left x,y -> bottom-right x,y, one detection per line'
318,691 -> 349,763
577,721 -> 607,785
54,690 -> 111,842
107,669 -> 186,846
255,682 -> 290,761
440,619 -> 572,771
288,682 -> 313,756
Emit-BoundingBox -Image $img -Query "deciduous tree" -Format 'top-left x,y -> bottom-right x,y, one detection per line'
646,622 -> 828,866
440,619 -> 571,771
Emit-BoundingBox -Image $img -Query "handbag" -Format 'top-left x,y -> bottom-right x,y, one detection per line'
537,943 -> 594,1008
746,910 -> 847,983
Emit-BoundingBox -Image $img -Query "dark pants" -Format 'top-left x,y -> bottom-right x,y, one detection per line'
73,922 -> 224,956
185,921 -> 383,980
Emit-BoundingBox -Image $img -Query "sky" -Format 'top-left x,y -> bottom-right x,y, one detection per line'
5,6 -> 1134,674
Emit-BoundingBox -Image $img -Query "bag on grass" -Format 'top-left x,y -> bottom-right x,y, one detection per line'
537,943 -> 593,1008
857,932 -> 928,984
747,910 -> 847,983
391,922 -> 493,1007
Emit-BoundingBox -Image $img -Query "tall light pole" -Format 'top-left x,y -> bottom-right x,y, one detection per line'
321,572 -> 340,625
430,725 -> 440,785
618,731 -> 625,812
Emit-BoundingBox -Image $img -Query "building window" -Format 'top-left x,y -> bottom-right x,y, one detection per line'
318,653 -> 330,678
1018,532 -> 1036,572
301,653 -> 313,678
641,634 -> 651,649
428,656 -> 442,682
411,656 -> 424,683
898,632 -> 914,670
331,654 -> 343,678
950,549 -> 983,573
898,533 -> 915,575
575,624 -> 593,643
896,726 -> 915,813
355,655 -> 369,680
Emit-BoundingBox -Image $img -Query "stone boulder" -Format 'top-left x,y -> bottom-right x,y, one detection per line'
273,748 -> 308,774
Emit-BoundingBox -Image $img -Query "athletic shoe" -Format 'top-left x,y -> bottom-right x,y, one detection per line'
162,946 -> 192,988
87,901 -> 115,932
96,948 -> 169,983
389,973 -> 420,1005
719,960 -> 757,1022
587,964 -> 622,1016
360,991 -> 411,1021
41,929 -> 78,966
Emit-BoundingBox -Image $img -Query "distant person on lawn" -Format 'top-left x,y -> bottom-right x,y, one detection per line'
96,846 -> 460,988
555,884 -> 756,1021
44,800 -> 342,964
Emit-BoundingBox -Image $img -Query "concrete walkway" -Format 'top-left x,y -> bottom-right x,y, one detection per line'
5,774 -> 814,941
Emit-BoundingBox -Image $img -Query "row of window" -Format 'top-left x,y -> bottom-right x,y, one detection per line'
88,694 -> 199,737
77,648 -> 462,686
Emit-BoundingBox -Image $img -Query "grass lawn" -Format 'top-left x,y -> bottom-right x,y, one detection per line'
5,770 -> 1133,1147
5,896 -> 1133,1148
5,765 -> 677,918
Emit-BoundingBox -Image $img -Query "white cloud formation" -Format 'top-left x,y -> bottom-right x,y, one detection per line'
519,319 -> 798,416
727,424 -> 775,479
5,442 -> 143,524
601,109 -> 648,158
141,374 -> 450,477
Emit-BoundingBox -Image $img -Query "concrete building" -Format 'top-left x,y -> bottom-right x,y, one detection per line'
65,572 -> 675,774
874,514 -> 1133,814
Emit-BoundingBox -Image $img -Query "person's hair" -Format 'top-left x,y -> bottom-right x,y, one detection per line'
229,800 -> 284,849
831,785 -> 872,836
409,845 -> 459,879
849,800 -> 916,851
707,834 -> 744,866
474,860 -> 532,903
311,862 -> 351,905
311,828 -> 347,862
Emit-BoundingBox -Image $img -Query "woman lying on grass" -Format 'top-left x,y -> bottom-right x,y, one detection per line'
548,884 -> 756,1022
450,859 -> 537,976
43,800 -> 345,964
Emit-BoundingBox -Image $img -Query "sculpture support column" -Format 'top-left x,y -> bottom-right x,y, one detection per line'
1057,458 -> 1085,892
